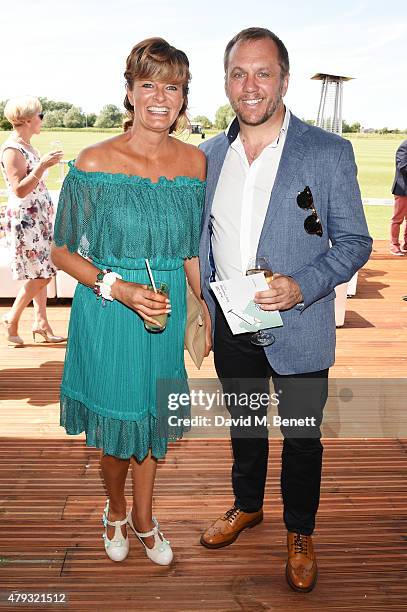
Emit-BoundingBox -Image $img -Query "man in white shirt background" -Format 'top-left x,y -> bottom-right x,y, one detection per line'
199,27 -> 372,592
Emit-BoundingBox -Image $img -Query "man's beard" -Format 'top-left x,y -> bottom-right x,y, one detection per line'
230,81 -> 285,127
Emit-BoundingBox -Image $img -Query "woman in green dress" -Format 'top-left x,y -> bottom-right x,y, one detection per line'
51,38 -> 210,565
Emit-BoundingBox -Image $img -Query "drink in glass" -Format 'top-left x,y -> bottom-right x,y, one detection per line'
144,282 -> 169,332
246,256 -> 275,347
50,139 -> 64,182
246,268 -> 273,283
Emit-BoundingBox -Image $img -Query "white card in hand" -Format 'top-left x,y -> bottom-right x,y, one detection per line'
210,273 -> 283,335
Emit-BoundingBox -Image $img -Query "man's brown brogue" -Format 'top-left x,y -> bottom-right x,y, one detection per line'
286,532 -> 318,592
200,506 -> 263,549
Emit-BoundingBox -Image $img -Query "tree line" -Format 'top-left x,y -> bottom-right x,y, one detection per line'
194,110 -> 406,133
0,99 -> 238,131
0,98 -> 405,134
0,98 -> 124,130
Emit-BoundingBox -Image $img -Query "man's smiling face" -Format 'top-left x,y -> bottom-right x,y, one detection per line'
225,37 -> 289,127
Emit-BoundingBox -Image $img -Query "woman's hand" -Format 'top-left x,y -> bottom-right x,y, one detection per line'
38,149 -> 64,170
183,256 -> 212,356
204,315 -> 212,356
203,305 -> 212,356
112,279 -> 171,327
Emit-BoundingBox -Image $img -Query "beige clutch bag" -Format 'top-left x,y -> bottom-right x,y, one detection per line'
184,282 -> 206,369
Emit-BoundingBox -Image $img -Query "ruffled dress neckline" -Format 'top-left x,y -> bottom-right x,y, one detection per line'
67,160 -> 206,188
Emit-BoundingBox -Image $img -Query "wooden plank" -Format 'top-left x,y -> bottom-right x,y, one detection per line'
0,439 -> 406,611
0,239 -> 406,610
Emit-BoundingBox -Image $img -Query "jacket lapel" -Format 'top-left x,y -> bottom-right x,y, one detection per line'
203,135 -> 230,224
200,134 -> 230,285
257,114 -> 309,250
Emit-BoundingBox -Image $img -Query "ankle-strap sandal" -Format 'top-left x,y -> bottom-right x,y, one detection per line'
127,510 -> 173,566
102,499 -> 129,562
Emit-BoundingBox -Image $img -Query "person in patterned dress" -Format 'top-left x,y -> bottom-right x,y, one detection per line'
1,95 -> 65,345
51,38 -> 211,565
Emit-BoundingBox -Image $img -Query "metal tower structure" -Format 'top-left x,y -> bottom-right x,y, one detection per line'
311,73 -> 353,135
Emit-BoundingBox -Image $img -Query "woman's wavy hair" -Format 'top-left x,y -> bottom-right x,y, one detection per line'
123,37 -> 191,134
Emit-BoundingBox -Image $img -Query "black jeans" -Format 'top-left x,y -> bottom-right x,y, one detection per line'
214,306 -> 328,536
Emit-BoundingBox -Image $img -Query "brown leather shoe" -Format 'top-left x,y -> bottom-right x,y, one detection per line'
200,506 -> 263,549
286,532 -> 318,592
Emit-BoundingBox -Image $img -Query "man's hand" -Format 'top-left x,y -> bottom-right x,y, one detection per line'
254,273 -> 303,311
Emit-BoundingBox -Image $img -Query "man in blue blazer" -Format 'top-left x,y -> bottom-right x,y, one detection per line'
198,27 -> 372,592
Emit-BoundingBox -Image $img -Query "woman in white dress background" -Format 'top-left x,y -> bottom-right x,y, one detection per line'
0,96 -> 65,345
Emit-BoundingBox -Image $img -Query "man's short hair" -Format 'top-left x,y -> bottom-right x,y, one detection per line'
224,27 -> 289,78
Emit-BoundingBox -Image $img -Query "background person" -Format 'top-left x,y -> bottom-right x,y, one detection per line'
51,38 -> 210,565
0,95 -> 65,345
390,138 -> 407,255
198,27 -> 372,592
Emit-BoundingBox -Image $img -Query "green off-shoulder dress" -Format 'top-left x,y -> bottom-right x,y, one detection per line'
53,161 -> 205,460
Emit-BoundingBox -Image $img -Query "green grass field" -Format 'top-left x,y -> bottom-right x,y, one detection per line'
0,130 -> 404,240
0,129 -> 206,191
344,133 -> 403,199
362,205 -> 392,240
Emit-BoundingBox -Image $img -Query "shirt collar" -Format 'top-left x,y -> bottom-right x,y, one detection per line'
225,106 -> 291,146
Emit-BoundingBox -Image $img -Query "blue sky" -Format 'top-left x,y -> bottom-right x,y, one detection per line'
1,0 -> 406,128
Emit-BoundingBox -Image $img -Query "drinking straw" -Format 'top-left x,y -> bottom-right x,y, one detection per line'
144,259 -> 157,293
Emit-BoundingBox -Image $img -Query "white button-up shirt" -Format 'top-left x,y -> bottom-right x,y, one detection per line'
211,108 -> 290,280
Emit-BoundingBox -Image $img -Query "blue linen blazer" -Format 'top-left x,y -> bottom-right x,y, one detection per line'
199,113 -> 373,374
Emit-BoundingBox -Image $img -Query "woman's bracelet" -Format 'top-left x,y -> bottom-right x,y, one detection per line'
93,269 -> 122,306
31,171 -> 42,182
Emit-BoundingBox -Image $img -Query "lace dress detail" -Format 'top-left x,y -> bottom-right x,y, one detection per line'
0,140 -> 56,279
54,162 -> 205,460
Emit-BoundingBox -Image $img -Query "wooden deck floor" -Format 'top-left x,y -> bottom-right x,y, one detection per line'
0,240 -> 406,610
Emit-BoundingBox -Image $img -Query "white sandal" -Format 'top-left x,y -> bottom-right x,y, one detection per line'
102,499 -> 129,562
127,510 -> 173,566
